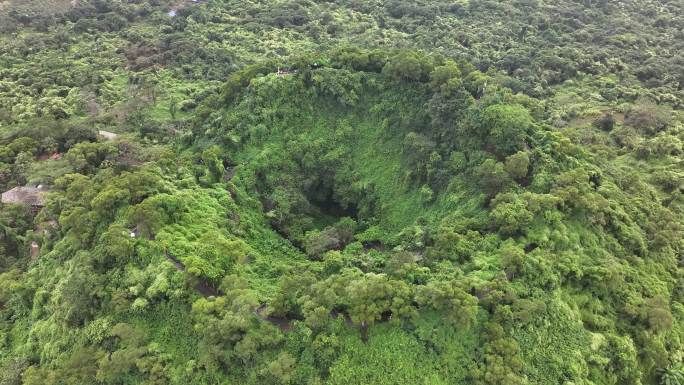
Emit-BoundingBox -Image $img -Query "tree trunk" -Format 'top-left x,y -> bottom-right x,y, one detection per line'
360,321 -> 368,343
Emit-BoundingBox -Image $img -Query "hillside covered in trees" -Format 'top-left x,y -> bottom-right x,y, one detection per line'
0,0 -> 683,384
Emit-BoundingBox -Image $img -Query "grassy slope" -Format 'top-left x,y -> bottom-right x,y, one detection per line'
228,73 -> 452,232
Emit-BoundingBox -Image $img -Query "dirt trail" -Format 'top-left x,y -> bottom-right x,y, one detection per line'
163,250 -> 297,330
256,305 -> 294,332
161,241 -> 389,335
163,250 -> 222,297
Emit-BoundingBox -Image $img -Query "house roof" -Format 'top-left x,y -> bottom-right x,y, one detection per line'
1,186 -> 49,206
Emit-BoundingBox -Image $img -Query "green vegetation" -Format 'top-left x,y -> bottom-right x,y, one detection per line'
0,0 -> 683,384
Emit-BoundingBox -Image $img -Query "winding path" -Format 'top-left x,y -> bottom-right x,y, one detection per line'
162,249 -> 295,331
163,250 -> 221,297
161,250 -> 371,333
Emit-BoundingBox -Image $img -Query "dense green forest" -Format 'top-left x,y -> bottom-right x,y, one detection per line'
0,0 -> 682,384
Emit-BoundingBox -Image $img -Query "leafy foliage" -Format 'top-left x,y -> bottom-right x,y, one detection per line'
0,1 -> 682,385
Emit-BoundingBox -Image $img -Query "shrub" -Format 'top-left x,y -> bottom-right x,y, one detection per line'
593,113 -> 616,131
